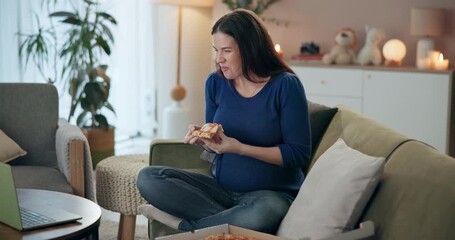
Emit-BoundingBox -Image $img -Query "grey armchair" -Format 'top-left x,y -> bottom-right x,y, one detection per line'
0,83 -> 95,201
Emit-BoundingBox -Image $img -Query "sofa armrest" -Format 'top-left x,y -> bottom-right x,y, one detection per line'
150,139 -> 210,172
56,119 -> 95,201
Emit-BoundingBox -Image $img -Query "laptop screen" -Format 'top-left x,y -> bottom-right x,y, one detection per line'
0,162 -> 23,230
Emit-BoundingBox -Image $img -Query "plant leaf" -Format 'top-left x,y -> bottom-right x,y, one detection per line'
96,36 -> 111,55
49,11 -> 77,18
99,23 -> 114,42
76,110 -> 89,127
61,17 -> 83,25
104,102 -> 116,115
95,114 -> 109,129
96,12 -> 117,24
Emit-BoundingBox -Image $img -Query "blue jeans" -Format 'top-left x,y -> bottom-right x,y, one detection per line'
136,166 -> 294,234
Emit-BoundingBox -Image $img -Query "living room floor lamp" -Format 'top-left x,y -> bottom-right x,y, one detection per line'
152,0 -> 214,138
410,7 -> 444,70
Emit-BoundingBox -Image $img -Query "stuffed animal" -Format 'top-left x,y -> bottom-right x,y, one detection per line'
322,28 -> 357,65
357,26 -> 385,66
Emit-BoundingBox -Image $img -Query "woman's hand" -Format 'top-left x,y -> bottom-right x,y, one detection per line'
200,126 -> 242,154
183,124 -> 203,145
200,126 -> 284,165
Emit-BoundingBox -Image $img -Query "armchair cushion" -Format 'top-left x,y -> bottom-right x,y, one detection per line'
0,83 -> 58,167
0,129 -> 27,163
11,166 -> 73,194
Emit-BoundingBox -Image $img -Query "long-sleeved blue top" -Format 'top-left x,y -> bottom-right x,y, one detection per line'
205,71 -> 311,194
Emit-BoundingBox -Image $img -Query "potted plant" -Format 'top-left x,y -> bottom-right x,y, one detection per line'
19,0 -> 117,167
222,0 -> 289,26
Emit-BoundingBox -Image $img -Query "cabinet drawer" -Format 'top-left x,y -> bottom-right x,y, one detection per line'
294,67 -> 363,97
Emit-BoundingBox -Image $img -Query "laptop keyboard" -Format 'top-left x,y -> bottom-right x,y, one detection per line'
20,207 -> 56,228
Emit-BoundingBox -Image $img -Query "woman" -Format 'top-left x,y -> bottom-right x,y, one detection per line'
137,9 -> 311,234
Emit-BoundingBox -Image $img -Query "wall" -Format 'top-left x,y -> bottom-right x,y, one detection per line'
154,5 -> 213,137
213,0 -> 455,67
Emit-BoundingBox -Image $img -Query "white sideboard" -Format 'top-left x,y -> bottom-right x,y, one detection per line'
291,63 -> 455,156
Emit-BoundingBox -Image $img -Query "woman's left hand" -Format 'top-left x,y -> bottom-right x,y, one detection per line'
200,126 -> 242,155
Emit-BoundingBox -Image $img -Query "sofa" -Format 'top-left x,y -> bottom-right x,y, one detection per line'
147,103 -> 455,239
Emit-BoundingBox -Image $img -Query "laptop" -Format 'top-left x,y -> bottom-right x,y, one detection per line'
0,162 -> 82,231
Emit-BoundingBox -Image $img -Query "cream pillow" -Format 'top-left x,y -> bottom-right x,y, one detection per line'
0,129 -> 27,163
277,138 -> 385,240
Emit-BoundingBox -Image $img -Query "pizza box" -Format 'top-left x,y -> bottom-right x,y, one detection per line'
156,224 -> 287,240
156,221 -> 374,240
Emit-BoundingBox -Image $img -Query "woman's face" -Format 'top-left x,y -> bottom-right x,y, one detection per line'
212,32 -> 243,80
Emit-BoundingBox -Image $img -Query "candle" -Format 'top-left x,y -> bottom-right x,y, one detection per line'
428,51 -> 440,69
433,53 -> 449,70
275,44 -> 284,58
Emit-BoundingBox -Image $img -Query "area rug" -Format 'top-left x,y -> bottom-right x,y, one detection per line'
99,219 -> 149,240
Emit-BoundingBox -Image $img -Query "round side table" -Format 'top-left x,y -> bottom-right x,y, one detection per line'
0,189 -> 101,240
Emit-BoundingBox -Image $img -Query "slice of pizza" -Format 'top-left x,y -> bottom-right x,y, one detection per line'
192,123 -> 219,139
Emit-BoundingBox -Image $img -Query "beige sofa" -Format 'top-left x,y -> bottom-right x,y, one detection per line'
148,105 -> 455,239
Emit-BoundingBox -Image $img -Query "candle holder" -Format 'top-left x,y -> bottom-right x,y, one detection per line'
433,53 -> 449,70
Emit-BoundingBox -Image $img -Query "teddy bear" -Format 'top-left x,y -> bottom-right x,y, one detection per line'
357,26 -> 385,66
322,28 -> 357,65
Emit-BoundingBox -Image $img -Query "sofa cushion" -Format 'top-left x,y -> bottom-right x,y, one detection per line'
0,129 -> 27,163
277,138 -> 385,240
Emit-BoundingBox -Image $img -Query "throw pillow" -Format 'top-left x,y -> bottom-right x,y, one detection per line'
0,129 -> 27,163
308,101 -> 338,157
303,101 -> 338,173
277,138 -> 385,240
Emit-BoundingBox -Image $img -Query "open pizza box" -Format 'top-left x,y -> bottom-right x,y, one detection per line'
156,221 -> 374,240
155,224 -> 286,240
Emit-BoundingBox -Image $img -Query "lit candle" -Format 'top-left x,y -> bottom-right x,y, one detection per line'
433,53 -> 449,70
428,51 -> 440,69
275,44 -> 284,58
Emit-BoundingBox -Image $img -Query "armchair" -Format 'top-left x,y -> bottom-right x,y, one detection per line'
148,139 -> 210,239
0,83 -> 95,201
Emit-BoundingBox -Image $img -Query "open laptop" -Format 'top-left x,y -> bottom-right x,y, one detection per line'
0,162 -> 82,231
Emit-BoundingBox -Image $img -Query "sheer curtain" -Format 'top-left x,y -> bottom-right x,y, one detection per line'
0,0 -> 156,140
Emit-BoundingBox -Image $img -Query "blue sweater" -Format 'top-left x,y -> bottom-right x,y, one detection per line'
205,71 -> 311,194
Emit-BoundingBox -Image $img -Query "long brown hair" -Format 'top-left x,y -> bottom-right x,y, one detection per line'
211,9 -> 294,82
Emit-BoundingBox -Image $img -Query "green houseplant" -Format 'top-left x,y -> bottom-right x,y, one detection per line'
19,0 -> 117,166
222,0 -> 288,26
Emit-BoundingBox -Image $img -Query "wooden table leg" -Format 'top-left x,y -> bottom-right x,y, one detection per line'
118,214 -> 136,240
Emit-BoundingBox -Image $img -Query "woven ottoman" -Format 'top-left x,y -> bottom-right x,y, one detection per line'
96,154 -> 149,240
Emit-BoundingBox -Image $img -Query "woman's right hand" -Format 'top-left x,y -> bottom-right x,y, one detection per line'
183,124 -> 202,145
